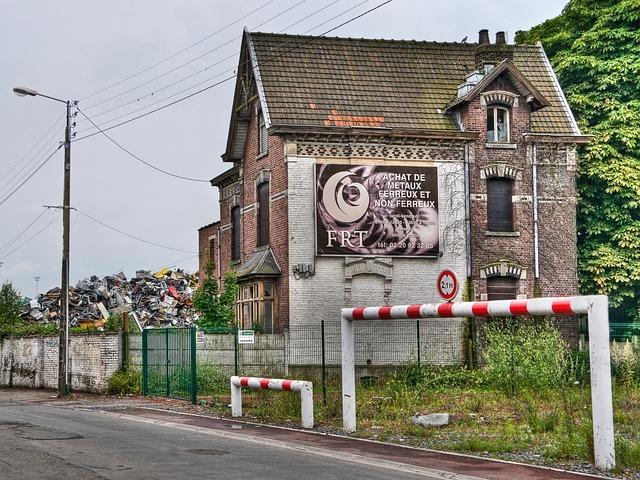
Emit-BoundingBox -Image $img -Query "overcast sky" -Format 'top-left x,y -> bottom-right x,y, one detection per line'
0,0 -> 565,297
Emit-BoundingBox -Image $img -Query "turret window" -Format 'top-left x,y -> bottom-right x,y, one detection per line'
486,106 -> 509,143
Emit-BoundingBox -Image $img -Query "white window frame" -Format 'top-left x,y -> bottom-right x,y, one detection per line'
486,105 -> 510,143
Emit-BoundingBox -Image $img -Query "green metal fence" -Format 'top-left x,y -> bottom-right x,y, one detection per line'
142,327 -> 197,404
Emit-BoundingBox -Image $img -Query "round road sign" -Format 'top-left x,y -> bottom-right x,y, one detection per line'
437,269 -> 459,302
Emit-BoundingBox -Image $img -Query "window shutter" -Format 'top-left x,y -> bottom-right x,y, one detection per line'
487,178 -> 513,232
487,277 -> 517,301
257,182 -> 270,246
232,206 -> 241,261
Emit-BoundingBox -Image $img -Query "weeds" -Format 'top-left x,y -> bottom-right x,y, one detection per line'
107,368 -> 141,395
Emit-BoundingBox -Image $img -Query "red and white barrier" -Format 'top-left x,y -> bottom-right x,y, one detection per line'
230,376 -> 314,428
340,295 -> 615,470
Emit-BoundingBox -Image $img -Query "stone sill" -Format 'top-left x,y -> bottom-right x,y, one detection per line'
485,142 -> 517,150
485,230 -> 520,237
256,151 -> 269,160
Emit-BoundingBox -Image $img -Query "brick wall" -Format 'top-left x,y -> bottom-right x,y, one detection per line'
217,102 -> 290,331
0,333 -> 121,392
197,222 -> 218,280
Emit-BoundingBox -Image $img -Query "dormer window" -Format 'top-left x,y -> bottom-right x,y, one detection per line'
486,106 -> 509,143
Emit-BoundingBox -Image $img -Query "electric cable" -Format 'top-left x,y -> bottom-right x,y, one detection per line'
0,213 -> 60,261
1,114 -> 63,183
74,0 -> 371,136
0,209 -> 48,255
83,0 -> 309,110
0,146 -> 62,208
79,0 -> 277,102
76,107 -> 209,182
79,0 -> 345,124
73,0 -> 392,143
76,209 -> 197,254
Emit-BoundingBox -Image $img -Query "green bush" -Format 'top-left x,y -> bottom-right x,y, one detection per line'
107,368 -> 141,395
197,363 -> 229,395
482,319 -> 568,394
610,341 -> 639,386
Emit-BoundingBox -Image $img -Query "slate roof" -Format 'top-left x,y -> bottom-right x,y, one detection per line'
247,32 -> 579,135
236,246 -> 281,279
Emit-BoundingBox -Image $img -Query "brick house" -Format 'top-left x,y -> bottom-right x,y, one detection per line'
202,28 -> 588,348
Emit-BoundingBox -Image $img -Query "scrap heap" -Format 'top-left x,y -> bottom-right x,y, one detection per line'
22,268 -> 199,329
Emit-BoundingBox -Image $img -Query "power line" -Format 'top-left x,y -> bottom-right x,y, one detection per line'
0,209 -> 48,255
0,146 -> 61,208
77,107 -> 210,182
74,0 -> 392,143
83,0 -> 309,110
1,114 -> 63,183
73,0 -> 371,137
80,0 -> 278,102
77,209 -> 197,254
79,0 -> 345,125
0,213 -> 59,261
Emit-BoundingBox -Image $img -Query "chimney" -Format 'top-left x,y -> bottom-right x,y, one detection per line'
478,29 -> 490,45
495,31 -> 506,45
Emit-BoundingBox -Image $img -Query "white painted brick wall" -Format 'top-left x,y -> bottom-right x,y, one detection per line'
286,154 -> 467,365
0,333 -> 121,392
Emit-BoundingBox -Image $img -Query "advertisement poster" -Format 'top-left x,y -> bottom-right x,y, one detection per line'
316,164 -> 439,257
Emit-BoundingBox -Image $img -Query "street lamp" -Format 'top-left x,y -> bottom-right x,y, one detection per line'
13,85 -> 75,397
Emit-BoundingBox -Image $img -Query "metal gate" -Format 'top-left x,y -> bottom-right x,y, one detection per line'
142,327 -> 197,404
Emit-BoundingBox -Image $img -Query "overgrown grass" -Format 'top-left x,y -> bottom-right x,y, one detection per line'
198,362 -> 640,474
107,368 -> 141,395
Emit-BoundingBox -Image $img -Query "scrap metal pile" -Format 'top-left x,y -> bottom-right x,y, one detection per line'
22,268 -> 198,329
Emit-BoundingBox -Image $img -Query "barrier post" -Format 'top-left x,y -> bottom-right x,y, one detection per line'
589,295 -> 615,470
230,377 -> 242,417
300,382 -> 314,429
341,312 -> 356,433
230,376 -> 314,428
340,296 -> 615,470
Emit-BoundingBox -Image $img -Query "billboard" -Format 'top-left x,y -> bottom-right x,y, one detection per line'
316,164 -> 439,257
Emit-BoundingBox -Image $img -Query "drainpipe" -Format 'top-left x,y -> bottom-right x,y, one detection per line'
216,224 -> 222,282
464,142 -> 472,278
532,144 -> 540,279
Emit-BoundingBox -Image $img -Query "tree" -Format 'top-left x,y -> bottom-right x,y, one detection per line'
192,261 -> 239,330
0,282 -> 24,336
516,0 -> 640,322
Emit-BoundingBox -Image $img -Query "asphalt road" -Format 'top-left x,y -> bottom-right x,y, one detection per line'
0,393 -> 472,480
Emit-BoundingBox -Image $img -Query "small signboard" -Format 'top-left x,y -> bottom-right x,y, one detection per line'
238,330 -> 255,344
437,269 -> 459,302
196,330 -> 205,343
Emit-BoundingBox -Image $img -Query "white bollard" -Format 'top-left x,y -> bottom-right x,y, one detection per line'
230,377 -> 242,418
588,296 -> 616,470
230,376 -> 314,428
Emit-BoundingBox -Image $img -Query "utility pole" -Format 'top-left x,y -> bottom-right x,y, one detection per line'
13,86 -> 76,397
60,99 -> 72,396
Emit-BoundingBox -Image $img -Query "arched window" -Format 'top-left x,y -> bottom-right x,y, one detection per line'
257,181 -> 270,246
486,106 -> 510,143
231,206 -> 241,261
487,177 -> 513,232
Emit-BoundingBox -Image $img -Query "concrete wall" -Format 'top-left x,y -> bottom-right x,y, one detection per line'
130,332 -> 287,376
0,333 -> 121,392
285,147 -> 468,366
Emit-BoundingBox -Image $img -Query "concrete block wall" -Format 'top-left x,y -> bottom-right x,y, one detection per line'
0,333 -> 120,392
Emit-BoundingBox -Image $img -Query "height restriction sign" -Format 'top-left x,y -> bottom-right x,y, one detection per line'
437,269 -> 459,302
